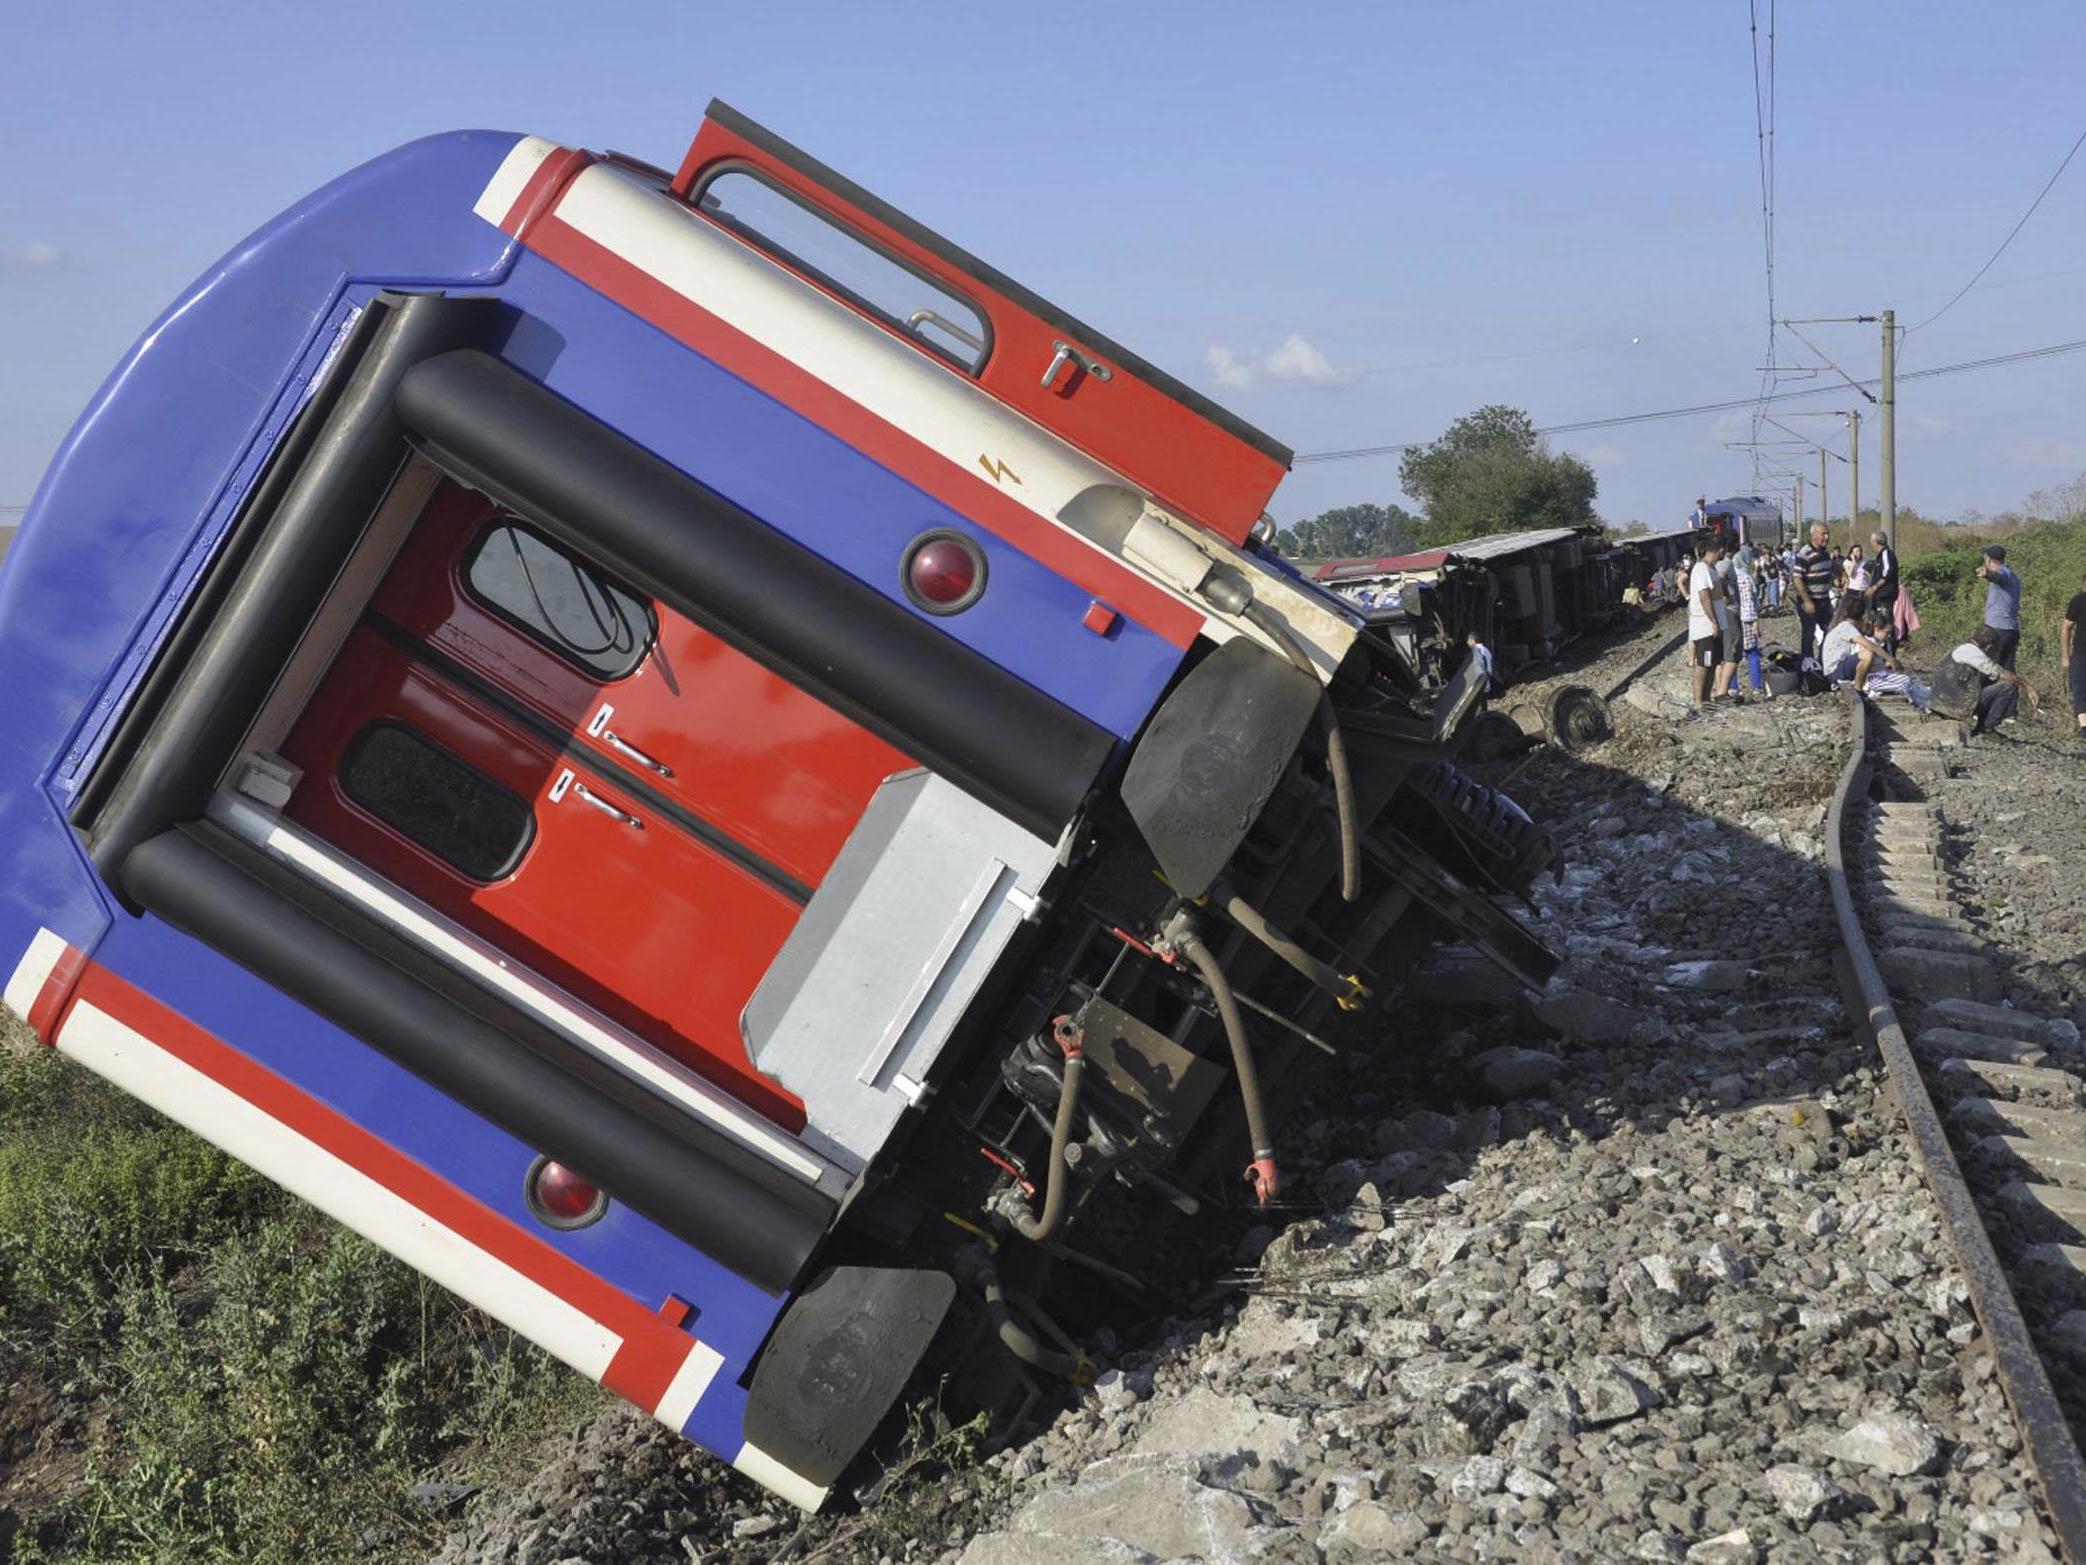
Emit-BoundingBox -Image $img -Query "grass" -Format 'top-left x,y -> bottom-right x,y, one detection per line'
0,1036 -> 593,1564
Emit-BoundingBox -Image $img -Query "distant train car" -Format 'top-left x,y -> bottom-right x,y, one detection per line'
1310,524 -> 1705,688
1702,496 -> 1786,551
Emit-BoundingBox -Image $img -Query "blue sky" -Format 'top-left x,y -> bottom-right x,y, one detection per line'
4,0 -> 2082,531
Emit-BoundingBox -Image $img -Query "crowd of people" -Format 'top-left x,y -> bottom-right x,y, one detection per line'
1651,524 -> 2078,743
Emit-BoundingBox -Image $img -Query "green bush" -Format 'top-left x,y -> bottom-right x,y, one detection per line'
0,1051 -> 273,1344
0,1047 -> 589,1562
1900,520 -> 2086,698
53,1211 -> 587,1563
70,1218 -> 432,1562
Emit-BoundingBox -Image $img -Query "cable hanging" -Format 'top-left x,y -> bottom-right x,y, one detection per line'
1907,123 -> 2086,335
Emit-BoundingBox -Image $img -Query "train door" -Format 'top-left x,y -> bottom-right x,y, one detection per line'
276,480 -> 916,1129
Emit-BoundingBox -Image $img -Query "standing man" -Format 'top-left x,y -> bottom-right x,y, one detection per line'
1977,545 -> 2023,669
1868,529 -> 1901,650
1688,539 -> 1724,708
2064,570 -> 2086,741
1466,630 -> 1501,699
1791,523 -> 1836,661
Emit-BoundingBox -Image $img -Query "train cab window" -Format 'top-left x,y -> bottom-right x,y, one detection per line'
339,722 -> 535,882
697,168 -> 990,371
463,520 -> 656,681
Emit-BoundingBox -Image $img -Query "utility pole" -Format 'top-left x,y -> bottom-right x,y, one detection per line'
1819,448 -> 1829,540
1848,409 -> 1860,540
1794,473 -> 1804,541
1879,310 -> 1896,553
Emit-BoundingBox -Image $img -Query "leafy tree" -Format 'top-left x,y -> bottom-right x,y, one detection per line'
1396,404 -> 1599,546
1273,501 -> 1419,562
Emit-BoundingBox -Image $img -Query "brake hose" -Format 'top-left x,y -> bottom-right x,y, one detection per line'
982,1270 -> 1086,1381
1176,926 -> 1279,1205
1006,1018 -> 1085,1244
1242,601 -> 1360,903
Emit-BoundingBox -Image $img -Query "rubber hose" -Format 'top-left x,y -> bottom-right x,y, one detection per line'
1178,930 -> 1279,1203
1243,603 -> 1359,902
1220,889 -> 1349,1002
1008,1054 -> 1084,1244
983,1274 -> 1085,1380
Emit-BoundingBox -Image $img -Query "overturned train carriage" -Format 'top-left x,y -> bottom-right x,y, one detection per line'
1314,524 -> 1706,689
0,104 -> 1558,1506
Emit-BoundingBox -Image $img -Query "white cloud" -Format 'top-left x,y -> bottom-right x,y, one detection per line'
1207,343 -> 1254,389
1205,333 -> 1349,390
1582,443 -> 1627,467
1262,333 -> 1343,383
1,241 -> 70,271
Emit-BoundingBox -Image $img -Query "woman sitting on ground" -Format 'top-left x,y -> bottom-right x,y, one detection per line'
1817,598 -> 1897,690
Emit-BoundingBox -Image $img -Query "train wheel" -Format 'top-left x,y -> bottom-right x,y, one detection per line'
1545,685 -> 1611,753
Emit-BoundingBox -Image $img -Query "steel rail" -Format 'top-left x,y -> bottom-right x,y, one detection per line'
1825,689 -> 2086,1560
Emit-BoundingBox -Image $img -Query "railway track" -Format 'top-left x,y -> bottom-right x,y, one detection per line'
1834,693 -> 2086,1560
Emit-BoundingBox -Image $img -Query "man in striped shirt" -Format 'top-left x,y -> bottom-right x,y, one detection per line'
1791,523 -> 1837,661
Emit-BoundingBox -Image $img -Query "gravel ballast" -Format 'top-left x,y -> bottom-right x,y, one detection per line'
434,624 -> 2062,1564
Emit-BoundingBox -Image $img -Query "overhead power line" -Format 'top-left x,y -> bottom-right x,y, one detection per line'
1907,123 -> 2086,335
1291,334 -> 2086,465
1745,0 -> 1780,488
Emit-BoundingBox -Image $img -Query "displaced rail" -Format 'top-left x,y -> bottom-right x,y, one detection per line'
1827,690 -> 2086,1560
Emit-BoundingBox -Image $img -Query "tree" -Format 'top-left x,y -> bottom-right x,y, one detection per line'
1396,404 -> 1599,546
1273,501 -> 1419,563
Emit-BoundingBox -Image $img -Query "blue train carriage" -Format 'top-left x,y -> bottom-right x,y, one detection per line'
0,103 -> 1559,1506
1702,496 -> 1787,552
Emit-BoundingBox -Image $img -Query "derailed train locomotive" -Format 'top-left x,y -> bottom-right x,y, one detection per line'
0,104 -> 1558,1505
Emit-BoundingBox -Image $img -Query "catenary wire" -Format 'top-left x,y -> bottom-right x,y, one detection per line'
1291,335 -> 2086,464
1907,123 -> 2086,336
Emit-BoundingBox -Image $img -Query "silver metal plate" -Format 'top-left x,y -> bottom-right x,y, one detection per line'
743,770 -> 1056,1171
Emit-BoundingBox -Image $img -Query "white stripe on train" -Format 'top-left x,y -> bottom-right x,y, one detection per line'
3,925 -> 67,1022
473,135 -> 559,227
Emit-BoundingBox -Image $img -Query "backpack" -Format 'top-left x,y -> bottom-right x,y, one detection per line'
1929,655 -> 1984,720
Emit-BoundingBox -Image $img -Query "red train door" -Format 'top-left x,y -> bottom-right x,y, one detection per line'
277,482 -> 915,1128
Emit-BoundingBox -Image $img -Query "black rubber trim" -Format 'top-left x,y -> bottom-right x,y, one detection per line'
361,612 -> 814,905
394,349 -> 1113,843
76,292 -> 502,904
702,99 -> 1294,469
123,822 -> 830,1294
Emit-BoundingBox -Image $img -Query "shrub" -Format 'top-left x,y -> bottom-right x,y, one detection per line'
0,1051 -> 272,1345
